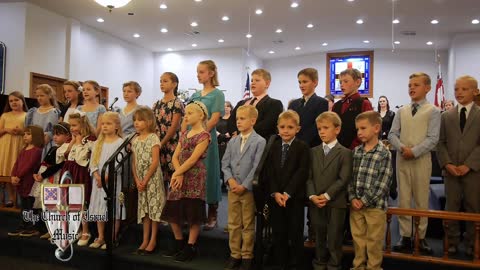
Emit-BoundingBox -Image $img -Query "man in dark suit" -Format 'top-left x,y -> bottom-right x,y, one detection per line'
288,68 -> 329,148
228,69 -> 283,140
261,110 -> 310,270
306,112 -> 352,270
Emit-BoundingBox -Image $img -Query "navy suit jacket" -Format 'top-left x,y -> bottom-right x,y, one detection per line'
222,131 -> 266,190
288,93 -> 329,147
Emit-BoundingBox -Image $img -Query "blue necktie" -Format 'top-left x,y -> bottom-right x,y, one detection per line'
281,144 -> 289,167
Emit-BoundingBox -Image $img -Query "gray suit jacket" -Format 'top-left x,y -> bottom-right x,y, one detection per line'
306,143 -> 353,208
437,104 -> 480,172
222,131 -> 266,190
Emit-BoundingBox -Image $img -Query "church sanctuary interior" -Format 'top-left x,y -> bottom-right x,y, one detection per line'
1,0 -> 480,269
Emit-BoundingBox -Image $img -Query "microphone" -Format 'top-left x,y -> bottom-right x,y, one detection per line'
109,97 -> 119,111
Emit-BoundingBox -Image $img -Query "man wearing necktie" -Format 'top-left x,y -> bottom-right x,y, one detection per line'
437,75 -> 480,256
389,72 -> 441,254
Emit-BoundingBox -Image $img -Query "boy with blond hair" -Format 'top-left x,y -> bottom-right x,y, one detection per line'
389,72 -> 441,254
307,112 -> 352,270
228,69 -> 283,139
349,111 -> 392,270
437,75 -> 480,256
222,105 -> 266,270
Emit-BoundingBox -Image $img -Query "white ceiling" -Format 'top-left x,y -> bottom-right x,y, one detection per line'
26,0 -> 480,59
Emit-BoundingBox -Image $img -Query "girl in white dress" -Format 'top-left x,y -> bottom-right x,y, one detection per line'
88,112 -> 125,249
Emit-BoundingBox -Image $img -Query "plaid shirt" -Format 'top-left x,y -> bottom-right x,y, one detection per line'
348,142 -> 392,211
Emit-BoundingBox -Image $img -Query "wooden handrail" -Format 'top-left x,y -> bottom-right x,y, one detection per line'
388,207 -> 480,222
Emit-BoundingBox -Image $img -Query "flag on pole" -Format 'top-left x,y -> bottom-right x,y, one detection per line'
434,61 -> 445,109
243,73 -> 251,100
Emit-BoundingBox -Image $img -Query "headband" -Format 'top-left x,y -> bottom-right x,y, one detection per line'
190,100 -> 208,117
53,122 -> 71,134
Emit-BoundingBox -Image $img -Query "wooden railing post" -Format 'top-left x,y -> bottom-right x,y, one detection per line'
474,222 -> 480,263
386,213 -> 392,254
413,216 -> 420,256
443,220 -> 449,259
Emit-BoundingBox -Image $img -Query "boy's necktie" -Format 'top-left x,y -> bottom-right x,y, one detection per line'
300,97 -> 306,107
250,97 -> 257,106
412,103 -> 419,116
323,145 -> 330,156
460,107 -> 466,132
240,136 -> 247,152
281,144 -> 289,167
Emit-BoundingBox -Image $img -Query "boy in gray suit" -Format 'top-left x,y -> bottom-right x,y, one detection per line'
437,75 -> 480,256
222,105 -> 266,270
306,112 -> 353,270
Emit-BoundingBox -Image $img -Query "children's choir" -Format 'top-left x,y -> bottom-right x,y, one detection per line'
1,62 -> 480,270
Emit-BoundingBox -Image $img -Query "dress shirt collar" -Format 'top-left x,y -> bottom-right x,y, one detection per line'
322,139 -> 338,150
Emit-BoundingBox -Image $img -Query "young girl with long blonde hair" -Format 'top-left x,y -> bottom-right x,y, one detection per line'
78,80 -> 106,135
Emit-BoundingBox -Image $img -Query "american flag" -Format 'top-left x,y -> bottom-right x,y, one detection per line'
243,73 -> 251,100
434,60 -> 445,109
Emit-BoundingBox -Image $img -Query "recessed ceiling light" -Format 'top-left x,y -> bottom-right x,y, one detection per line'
275,28 -> 283,33
161,28 -> 168,33
218,39 -> 224,43
246,33 -> 252,38
322,42 -> 328,46
194,0 -> 202,2
97,18 -> 104,23
363,40 -> 370,43
291,2 -> 299,8
394,41 -> 400,44
268,50 -> 275,54
472,19 -> 480,24
192,43 -> 198,47
190,22 -> 198,27
133,33 -> 140,38
392,19 -> 400,24
255,9 -> 263,15
348,0 -> 355,2
167,48 -> 173,51
222,16 -> 229,21
426,41 -> 433,45
159,4 -> 167,9
307,23 -> 314,28
356,19 -> 364,24
431,19 -> 439,24
295,46 -> 301,50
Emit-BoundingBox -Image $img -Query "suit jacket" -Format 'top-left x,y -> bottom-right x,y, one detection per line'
221,131 -> 266,190
288,93 -> 329,147
228,95 -> 284,139
263,136 -> 310,201
306,143 -> 353,208
437,104 -> 480,172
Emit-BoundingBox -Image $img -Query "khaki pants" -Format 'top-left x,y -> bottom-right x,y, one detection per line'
228,190 -> 256,259
397,153 -> 431,238
350,208 -> 386,270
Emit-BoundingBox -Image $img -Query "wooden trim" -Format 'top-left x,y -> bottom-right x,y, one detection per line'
325,50 -> 374,98
388,207 -> 480,222
29,72 -> 67,98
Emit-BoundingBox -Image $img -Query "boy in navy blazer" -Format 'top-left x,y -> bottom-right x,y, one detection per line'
222,105 -> 266,270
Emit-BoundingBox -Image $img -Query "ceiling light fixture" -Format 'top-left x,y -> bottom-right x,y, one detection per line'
295,46 -> 301,50
94,0 -> 131,12
167,48 -> 173,51
348,0 -> 355,2
255,9 -> 263,15
218,39 -> 224,43
363,40 -> 370,43
307,23 -> 314,28
159,4 -> 167,9
276,28 -> 283,33
291,2 -> 299,8
394,41 -> 400,44
222,16 -> 229,21
356,19 -> 364,24
133,33 -> 140,38
191,22 -> 198,27
246,33 -> 252,38
431,19 -> 439,24
392,19 -> 400,24
192,43 -> 198,47
97,18 -> 105,22
426,41 -> 433,45
268,50 -> 275,54
322,42 -> 328,46
161,28 -> 168,33
194,0 -> 202,2
472,19 -> 480,24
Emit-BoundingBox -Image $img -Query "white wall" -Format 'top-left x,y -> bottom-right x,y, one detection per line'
448,32 -> 480,93
154,47 -> 249,105
265,49 -> 448,110
0,2 -> 27,93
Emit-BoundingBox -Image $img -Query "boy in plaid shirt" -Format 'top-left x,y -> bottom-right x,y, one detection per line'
348,111 -> 392,270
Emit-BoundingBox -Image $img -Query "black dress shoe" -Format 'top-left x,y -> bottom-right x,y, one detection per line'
393,237 -> 412,252
175,244 -> 197,262
239,258 -> 253,270
224,256 -> 241,270
142,247 -> 157,255
419,239 -> 432,254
